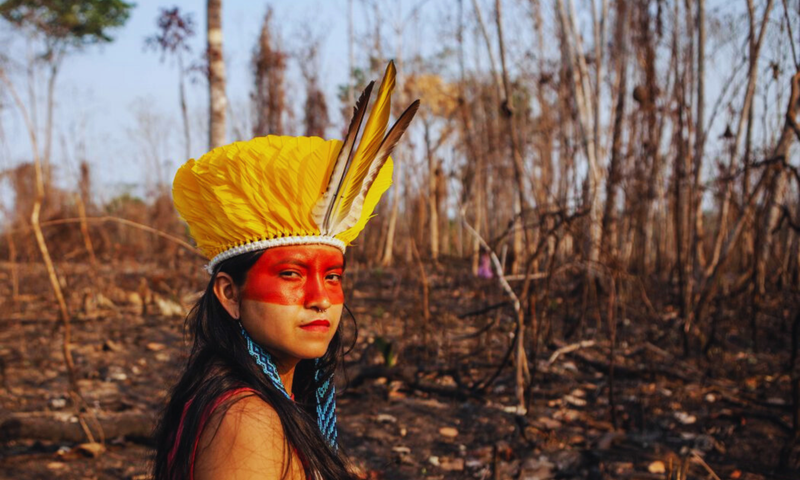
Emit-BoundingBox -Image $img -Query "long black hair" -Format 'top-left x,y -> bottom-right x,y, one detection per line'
151,250 -> 357,479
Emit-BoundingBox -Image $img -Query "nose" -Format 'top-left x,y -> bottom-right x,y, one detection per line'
304,274 -> 332,311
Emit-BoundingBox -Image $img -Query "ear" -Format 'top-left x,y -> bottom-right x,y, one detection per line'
213,272 -> 241,320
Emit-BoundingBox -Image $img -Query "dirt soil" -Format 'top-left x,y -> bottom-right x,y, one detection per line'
0,259 -> 797,479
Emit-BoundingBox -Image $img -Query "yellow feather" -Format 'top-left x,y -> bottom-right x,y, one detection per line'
173,61 -> 417,262
336,157 -> 393,245
312,82 -> 374,232
172,135 -> 341,259
330,61 -> 395,228
332,99 -> 418,235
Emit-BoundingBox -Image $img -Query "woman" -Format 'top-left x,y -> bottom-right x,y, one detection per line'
151,61 -> 418,479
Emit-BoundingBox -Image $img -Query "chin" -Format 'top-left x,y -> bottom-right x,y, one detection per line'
299,345 -> 330,359
286,339 -> 331,360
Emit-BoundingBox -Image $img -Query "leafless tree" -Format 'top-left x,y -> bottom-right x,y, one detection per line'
252,8 -> 287,137
207,0 -> 227,148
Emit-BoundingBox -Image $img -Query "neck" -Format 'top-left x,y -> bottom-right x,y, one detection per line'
276,358 -> 298,395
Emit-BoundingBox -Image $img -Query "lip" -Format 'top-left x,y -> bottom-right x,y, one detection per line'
300,319 -> 330,332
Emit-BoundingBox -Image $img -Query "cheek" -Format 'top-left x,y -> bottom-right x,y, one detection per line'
240,302 -> 299,333
243,275 -> 304,304
325,283 -> 345,305
330,304 -> 344,326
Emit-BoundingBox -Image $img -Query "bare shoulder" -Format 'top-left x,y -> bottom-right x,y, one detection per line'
194,393 -> 305,480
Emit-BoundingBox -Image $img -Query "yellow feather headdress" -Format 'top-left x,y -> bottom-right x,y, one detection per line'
173,61 -> 420,272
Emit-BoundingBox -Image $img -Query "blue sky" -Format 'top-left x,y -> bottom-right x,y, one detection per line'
0,0 -> 792,214
0,0 -> 370,203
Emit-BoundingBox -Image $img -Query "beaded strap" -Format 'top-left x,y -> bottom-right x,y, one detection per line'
241,324 -> 291,399
315,360 -> 338,449
240,325 -> 338,449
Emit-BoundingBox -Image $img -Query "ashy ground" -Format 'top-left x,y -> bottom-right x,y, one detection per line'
0,260 -> 797,479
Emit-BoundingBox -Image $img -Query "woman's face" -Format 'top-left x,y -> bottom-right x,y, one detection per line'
238,245 -> 345,366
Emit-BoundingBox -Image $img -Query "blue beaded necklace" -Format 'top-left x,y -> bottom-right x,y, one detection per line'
240,324 -> 338,450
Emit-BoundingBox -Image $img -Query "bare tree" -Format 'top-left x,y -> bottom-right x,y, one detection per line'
754,72 -> 800,294
207,0 -> 226,148
252,8 -> 286,137
706,0 -> 774,276
380,5 -> 410,267
601,0 -> 630,262
298,34 -> 327,138
555,0 -> 606,268
692,0 -> 707,269
145,7 -> 195,160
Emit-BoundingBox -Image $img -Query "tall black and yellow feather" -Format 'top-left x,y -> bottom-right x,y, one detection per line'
312,80 -> 375,233
332,99 -> 420,233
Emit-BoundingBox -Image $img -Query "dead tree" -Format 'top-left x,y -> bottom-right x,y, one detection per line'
252,8 -> 287,137
692,0 -> 707,269
705,0 -> 773,277
601,0 -> 630,262
632,0 -> 666,275
298,35 -> 328,138
754,72 -> 800,294
207,0 -> 227,148
494,0 -> 528,275
145,7 -> 196,160
424,120 -> 440,262
556,0 -> 607,269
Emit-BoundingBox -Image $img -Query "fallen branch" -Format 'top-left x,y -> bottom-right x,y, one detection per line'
0,410 -> 154,444
503,272 -> 549,282
347,364 -> 477,401
459,208 -> 520,312
449,316 -> 499,341
460,205 -> 526,412
550,339 -> 698,383
547,339 -> 597,365
457,301 -> 510,319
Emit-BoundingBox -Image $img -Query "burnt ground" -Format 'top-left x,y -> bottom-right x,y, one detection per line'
0,259 -> 798,479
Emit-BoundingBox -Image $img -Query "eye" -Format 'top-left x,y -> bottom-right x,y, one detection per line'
326,273 -> 342,282
280,270 -> 301,279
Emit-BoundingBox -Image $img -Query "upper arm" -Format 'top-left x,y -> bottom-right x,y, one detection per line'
194,394 -> 305,480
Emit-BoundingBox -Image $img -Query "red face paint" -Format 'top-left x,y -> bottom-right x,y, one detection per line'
242,245 -> 345,306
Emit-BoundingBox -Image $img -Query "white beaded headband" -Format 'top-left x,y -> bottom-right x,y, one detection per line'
205,235 -> 346,274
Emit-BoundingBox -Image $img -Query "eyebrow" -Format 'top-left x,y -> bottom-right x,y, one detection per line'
275,259 -> 308,268
273,259 -> 344,270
